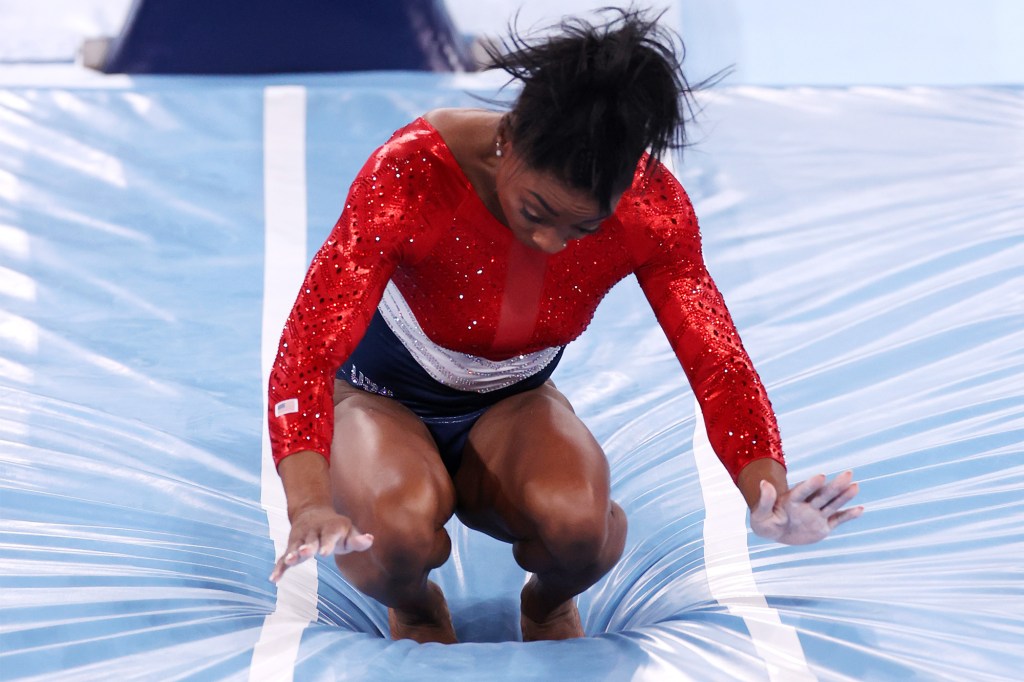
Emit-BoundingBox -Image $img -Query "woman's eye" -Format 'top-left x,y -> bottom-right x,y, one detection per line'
521,210 -> 544,224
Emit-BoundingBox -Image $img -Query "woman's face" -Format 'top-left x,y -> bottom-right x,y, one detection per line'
494,143 -> 622,254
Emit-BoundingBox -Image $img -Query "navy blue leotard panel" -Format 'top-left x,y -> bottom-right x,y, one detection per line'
338,310 -> 564,475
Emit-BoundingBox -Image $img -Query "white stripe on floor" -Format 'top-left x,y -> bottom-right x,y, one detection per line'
250,85 -> 317,682
692,398 -> 816,681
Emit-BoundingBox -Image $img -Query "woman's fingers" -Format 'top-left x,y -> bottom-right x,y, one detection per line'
821,481 -> 860,514
317,522 -> 374,556
269,543 -> 308,583
296,543 -> 318,561
828,505 -> 865,530
340,531 -> 374,554
270,510 -> 369,582
805,471 -> 850,509
793,470 -> 856,511
293,529 -> 322,561
788,473 -> 827,504
270,551 -> 300,583
269,560 -> 284,583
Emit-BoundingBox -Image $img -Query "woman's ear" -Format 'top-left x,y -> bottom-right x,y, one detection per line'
497,114 -> 513,149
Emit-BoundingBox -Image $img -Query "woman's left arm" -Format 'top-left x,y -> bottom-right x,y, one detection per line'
628,162 -> 862,544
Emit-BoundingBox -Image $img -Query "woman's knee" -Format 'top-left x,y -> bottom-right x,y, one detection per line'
523,483 -> 626,573
343,522 -> 451,580
328,394 -> 456,582
336,484 -> 454,591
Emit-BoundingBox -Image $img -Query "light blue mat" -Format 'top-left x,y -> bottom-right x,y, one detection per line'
1,73 -> 1021,680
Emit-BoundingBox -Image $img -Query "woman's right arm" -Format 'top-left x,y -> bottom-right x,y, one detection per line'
267,122 -> 462,581
269,450 -> 373,583
265,168 -> 399,584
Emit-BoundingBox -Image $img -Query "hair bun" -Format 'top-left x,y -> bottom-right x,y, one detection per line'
484,7 -> 721,210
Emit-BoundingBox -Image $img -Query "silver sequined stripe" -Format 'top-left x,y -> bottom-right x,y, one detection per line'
378,280 -> 561,394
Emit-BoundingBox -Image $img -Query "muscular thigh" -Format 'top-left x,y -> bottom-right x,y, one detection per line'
329,380 -> 455,534
453,381 -> 611,542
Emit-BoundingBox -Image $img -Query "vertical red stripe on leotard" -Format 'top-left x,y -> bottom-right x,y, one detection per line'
492,240 -> 548,353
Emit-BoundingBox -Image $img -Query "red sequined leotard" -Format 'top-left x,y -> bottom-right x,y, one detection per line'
268,118 -> 785,482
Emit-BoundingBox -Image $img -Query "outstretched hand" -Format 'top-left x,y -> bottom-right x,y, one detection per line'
750,470 -> 863,545
269,506 -> 374,583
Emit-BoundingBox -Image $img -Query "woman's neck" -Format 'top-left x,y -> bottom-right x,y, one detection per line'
423,108 -> 508,225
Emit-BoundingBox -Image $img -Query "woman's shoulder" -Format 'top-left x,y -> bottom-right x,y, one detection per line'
612,156 -> 701,266
369,115 -> 448,165
363,109 -> 498,180
355,114 -> 475,196
422,108 -> 502,149
423,108 -> 501,174
616,156 -> 696,223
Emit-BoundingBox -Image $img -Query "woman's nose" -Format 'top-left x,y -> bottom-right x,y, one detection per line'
531,226 -> 567,253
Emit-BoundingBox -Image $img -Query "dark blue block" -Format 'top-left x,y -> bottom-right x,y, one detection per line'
101,0 -> 472,74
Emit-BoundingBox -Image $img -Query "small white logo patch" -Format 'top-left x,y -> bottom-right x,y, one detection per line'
274,398 -> 299,417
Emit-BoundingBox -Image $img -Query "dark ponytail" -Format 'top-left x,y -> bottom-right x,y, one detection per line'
485,7 -> 707,211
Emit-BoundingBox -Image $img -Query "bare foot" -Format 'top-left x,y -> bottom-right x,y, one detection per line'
520,579 -> 584,642
388,581 -> 458,644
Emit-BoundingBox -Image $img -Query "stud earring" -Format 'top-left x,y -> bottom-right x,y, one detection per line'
495,141 -> 503,158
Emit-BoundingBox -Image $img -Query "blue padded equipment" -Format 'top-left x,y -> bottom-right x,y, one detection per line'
98,0 -> 472,74
0,70 -> 1021,681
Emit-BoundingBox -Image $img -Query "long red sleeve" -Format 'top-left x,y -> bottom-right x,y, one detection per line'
267,124 -> 462,466
624,163 -> 785,482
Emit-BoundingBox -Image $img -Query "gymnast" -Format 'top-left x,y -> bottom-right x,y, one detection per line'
266,9 -> 863,643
